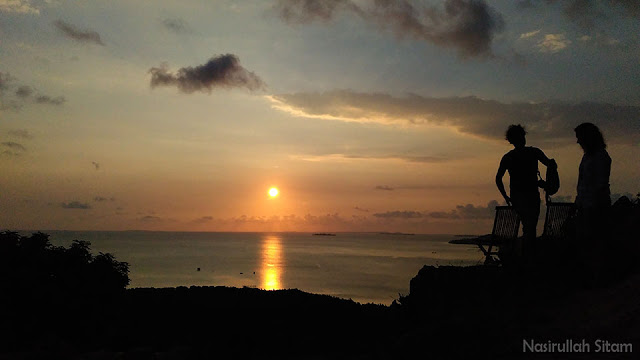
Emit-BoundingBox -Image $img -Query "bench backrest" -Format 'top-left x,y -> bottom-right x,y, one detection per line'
542,202 -> 575,241
492,206 -> 521,241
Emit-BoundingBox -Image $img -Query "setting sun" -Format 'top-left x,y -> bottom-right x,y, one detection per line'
268,187 -> 279,197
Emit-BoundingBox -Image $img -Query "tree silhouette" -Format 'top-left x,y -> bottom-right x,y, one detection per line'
0,231 -> 129,296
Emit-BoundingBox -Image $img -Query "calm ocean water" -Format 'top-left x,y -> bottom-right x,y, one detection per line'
37,231 -> 482,305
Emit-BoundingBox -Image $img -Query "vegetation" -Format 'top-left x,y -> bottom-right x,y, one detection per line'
0,231 -> 129,296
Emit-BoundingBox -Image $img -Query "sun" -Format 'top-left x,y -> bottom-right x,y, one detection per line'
268,187 -> 279,198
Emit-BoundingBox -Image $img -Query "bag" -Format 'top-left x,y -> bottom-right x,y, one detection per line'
545,160 -> 560,196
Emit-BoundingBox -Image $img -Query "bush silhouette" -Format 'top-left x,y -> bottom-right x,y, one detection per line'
0,231 -> 129,296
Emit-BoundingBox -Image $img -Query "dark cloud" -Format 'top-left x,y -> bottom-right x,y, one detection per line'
54,20 -> 105,45
375,185 -> 394,191
522,0 -> 640,28
0,72 -> 12,91
373,210 -> 424,219
94,196 -> 115,202
0,72 -> 15,110
0,73 -> 66,108
1,142 -> 26,152
354,206 -> 369,212
193,216 -> 214,223
8,129 -> 33,139
611,192 -> 636,202
429,200 -> 498,219
270,91 -> 640,145
92,161 -> 100,170
15,86 -> 32,98
35,95 -> 66,105
61,201 -> 92,209
274,0 -> 359,23
149,54 -> 266,94
139,215 -> 163,222
368,0 -> 504,58
274,0 -> 504,58
138,215 -> 176,223
549,194 -> 573,203
162,17 -> 191,34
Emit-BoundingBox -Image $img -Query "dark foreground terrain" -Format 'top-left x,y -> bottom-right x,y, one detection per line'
3,265 -> 640,359
2,197 -> 639,359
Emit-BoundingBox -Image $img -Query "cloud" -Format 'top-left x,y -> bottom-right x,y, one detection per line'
269,90 -> 640,144
611,192 -> 637,202
1,142 -> 27,157
1,141 -> 26,156
193,216 -> 214,223
53,20 -> 105,46
519,29 -> 541,39
522,0 -> 640,29
8,129 -> 33,139
577,32 -> 625,49
0,0 -> 40,14
91,161 -> 100,170
0,72 -> 66,108
274,0 -> 504,58
428,200 -> 498,219
14,85 -> 33,98
549,194 -> 573,203
61,201 -> 92,209
373,210 -> 424,219
346,154 -> 447,163
35,95 -> 66,105
0,72 -> 13,92
94,196 -> 115,202
149,54 -> 266,94
295,153 -> 448,163
375,185 -> 394,191
354,206 -> 369,212
537,33 -> 571,53
1,141 -> 26,152
274,0 -> 358,23
564,0 -> 640,26
161,17 -> 191,34
138,215 -> 164,222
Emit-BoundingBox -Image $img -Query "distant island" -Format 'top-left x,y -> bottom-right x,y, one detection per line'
313,233 -> 336,236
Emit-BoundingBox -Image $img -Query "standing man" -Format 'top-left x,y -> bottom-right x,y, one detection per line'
496,124 -> 556,261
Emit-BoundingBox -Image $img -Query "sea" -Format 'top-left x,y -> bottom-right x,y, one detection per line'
30,231 -> 483,305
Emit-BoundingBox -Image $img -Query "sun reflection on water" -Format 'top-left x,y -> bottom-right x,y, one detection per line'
261,234 -> 282,290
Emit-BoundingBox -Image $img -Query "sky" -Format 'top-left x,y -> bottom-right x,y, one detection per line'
1,0 -> 639,233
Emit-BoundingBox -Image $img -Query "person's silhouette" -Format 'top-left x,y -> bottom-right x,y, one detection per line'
574,122 -> 611,284
496,125 -> 555,260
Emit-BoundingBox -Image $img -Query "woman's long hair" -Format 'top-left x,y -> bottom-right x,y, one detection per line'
575,122 -> 606,154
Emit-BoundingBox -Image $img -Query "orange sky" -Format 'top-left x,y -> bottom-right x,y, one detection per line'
1,1 -> 638,233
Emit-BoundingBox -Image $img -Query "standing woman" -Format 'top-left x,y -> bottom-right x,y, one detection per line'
574,123 -> 611,282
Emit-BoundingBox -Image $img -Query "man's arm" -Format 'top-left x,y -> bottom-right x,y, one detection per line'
536,148 -> 556,168
495,158 -> 511,206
